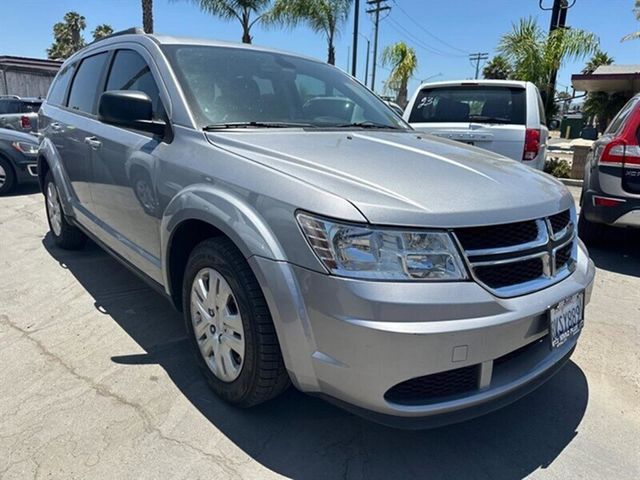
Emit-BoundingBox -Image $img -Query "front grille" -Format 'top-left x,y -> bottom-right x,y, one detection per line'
549,210 -> 571,235
474,257 -> 544,289
555,243 -> 572,270
385,365 -> 479,405
453,210 -> 577,297
455,220 -> 538,251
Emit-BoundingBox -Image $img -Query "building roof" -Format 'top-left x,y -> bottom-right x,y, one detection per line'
0,55 -> 62,74
572,64 -> 640,93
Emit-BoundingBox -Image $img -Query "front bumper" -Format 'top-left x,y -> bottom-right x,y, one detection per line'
249,243 -> 595,426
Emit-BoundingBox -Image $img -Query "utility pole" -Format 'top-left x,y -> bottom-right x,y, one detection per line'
366,0 -> 390,92
364,38 -> 370,87
469,52 -> 489,79
351,0 -> 360,77
540,0 -> 574,115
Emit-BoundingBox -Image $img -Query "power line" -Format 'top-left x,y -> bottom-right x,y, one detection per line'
385,16 -> 466,58
469,52 -> 489,79
390,0 -> 470,55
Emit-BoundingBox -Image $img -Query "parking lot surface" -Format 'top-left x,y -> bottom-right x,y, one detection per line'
1,185 -> 638,480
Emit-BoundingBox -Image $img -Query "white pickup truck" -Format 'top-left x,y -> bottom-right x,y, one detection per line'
404,80 -> 549,170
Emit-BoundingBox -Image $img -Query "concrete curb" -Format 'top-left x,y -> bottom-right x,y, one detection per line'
559,178 -> 583,187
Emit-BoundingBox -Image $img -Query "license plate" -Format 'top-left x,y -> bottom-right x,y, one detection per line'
550,292 -> 584,349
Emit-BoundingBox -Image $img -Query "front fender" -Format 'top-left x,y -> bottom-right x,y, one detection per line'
160,183 -> 288,289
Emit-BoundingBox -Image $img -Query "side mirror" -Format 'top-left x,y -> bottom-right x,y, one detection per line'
549,119 -> 560,130
98,90 -> 166,136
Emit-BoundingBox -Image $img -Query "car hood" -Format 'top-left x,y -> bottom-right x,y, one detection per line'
0,127 -> 39,144
205,130 -> 573,227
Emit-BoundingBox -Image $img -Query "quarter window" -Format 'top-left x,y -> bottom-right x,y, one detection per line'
47,63 -> 75,106
106,49 -> 165,120
67,52 -> 109,114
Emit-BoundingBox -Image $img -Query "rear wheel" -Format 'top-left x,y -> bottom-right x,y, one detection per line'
577,212 -> 607,246
44,172 -> 87,250
182,237 -> 290,407
0,156 -> 16,195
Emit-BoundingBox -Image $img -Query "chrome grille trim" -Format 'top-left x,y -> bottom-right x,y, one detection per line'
453,209 -> 577,298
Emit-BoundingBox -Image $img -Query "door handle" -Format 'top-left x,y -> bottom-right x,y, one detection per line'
84,136 -> 102,150
50,122 -> 62,131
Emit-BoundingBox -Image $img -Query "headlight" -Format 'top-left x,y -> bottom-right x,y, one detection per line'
12,141 -> 38,156
296,213 -> 468,280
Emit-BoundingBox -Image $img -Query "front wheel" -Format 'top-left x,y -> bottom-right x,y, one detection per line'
44,172 -> 87,250
0,156 -> 16,195
182,237 -> 290,407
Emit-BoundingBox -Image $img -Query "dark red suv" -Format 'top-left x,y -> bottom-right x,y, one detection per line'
579,94 -> 640,243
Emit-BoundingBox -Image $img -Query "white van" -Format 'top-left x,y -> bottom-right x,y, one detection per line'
404,80 -> 549,170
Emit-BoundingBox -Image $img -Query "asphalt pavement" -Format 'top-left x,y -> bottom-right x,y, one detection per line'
0,184 -> 638,480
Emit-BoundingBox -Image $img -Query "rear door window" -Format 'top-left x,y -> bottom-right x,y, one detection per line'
105,49 -> 165,120
605,97 -> 638,135
67,52 -> 109,115
409,85 -> 526,125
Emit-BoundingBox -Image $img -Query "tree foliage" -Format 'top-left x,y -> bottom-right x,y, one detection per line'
381,42 -> 418,107
185,0 -> 273,43
92,24 -> 114,41
582,50 -> 614,74
622,0 -> 640,41
47,11 -> 87,60
482,55 -> 513,80
269,0 -> 351,65
498,17 -> 598,117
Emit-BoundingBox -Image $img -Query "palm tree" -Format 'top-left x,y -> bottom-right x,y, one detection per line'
582,50 -> 614,75
482,55 -> 513,80
269,0 -> 352,65
185,0 -> 273,43
92,24 -> 114,41
381,42 -> 417,107
142,0 -> 154,33
498,17 -> 598,116
47,11 -> 87,60
622,0 -> 640,41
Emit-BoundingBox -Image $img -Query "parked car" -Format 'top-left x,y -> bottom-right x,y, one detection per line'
0,95 -> 42,134
38,30 -> 595,428
404,80 -> 549,170
579,93 -> 640,243
0,127 -> 39,194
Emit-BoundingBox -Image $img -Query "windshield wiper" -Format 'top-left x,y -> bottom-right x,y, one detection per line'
333,121 -> 402,130
203,121 -> 315,130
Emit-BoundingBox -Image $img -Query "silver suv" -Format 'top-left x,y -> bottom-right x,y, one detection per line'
38,30 -> 595,428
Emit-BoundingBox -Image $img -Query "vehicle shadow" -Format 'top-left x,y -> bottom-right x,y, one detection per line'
587,227 -> 640,278
42,233 -> 589,480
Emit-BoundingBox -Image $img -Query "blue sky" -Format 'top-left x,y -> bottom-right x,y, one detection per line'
3,0 -> 639,96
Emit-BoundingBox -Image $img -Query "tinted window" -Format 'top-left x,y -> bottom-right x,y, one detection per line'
0,100 -> 20,114
605,97 -> 638,135
409,86 -> 526,125
536,90 -> 546,125
162,45 -> 408,129
68,52 -> 109,114
106,50 -> 164,120
47,64 -> 75,106
22,101 -> 42,113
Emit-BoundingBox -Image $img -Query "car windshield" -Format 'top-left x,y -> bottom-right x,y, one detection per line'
162,45 -> 409,130
408,85 -> 526,125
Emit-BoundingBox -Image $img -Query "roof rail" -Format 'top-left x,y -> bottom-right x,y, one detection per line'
0,95 -> 21,100
89,27 -> 146,45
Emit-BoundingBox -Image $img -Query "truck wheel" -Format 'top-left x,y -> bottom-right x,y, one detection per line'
0,156 -> 16,195
183,237 -> 290,407
577,212 -> 606,246
44,172 -> 87,250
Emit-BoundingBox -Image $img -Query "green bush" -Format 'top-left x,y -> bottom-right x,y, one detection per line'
544,157 -> 571,178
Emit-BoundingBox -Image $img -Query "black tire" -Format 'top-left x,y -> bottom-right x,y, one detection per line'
0,156 -> 16,195
183,237 -> 290,407
44,171 -> 87,250
577,212 -> 607,246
